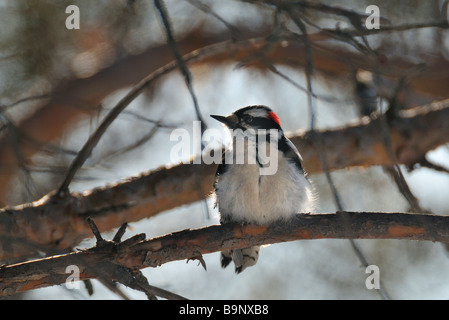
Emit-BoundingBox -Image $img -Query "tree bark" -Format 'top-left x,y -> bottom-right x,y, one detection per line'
0,211 -> 447,297
1,98 -> 449,262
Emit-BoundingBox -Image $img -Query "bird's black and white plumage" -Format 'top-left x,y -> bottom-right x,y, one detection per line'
211,105 -> 315,273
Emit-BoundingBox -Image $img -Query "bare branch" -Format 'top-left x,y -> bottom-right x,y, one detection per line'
2,23 -> 449,202
418,157 -> 449,174
2,98 -> 449,261
185,0 -> 239,36
0,211 -> 447,297
154,0 -> 206,134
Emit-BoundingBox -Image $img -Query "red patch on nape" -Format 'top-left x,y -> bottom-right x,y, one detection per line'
268,111 -> 281,126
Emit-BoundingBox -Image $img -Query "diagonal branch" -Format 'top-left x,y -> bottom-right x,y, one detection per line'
0,211 -> 448,297
2,23 -> 449,202
154,0 -> 206,133
2,98 -> 449,261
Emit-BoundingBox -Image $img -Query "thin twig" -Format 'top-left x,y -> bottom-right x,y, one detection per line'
56,41 -> 206,194
154,0 -> 206,135
288,9 -> 391,299
58,0 -> 220,194
2,93 -> 54,112
185,0 -> 239,36
0,109 -> 38,201
310,131 -> 392,301
290,14 -> 316,130
418,157 -> 449,175
147,284 -> 188,300
267,64 -> 342,104
380,77 -> 424,213
86,216 -> 104,244
99,123 -> 160,163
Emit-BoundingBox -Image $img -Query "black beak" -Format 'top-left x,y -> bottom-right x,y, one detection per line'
210,114 -> 228,123
210,114 -> 241,129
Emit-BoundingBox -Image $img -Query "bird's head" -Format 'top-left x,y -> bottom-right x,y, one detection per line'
211,105 -> 282,131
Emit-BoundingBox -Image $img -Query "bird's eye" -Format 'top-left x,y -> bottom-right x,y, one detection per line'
243,115 -> 253,123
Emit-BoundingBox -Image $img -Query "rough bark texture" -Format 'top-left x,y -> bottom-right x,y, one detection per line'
0,211 -> 447,297
1,98 -> 449,262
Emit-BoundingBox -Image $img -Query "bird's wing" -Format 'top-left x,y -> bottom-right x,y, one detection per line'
278,136 -> 308,178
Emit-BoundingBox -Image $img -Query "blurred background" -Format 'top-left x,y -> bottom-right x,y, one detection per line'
1,0 -> 449,299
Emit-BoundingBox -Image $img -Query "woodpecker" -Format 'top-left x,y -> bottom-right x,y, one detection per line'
354,69 -> 378,118
211,105 -> 315,273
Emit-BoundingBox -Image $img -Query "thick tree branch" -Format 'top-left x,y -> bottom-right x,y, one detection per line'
0,211 -> 447,297
2,21 -> 449,203
1,98 -> 449,261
